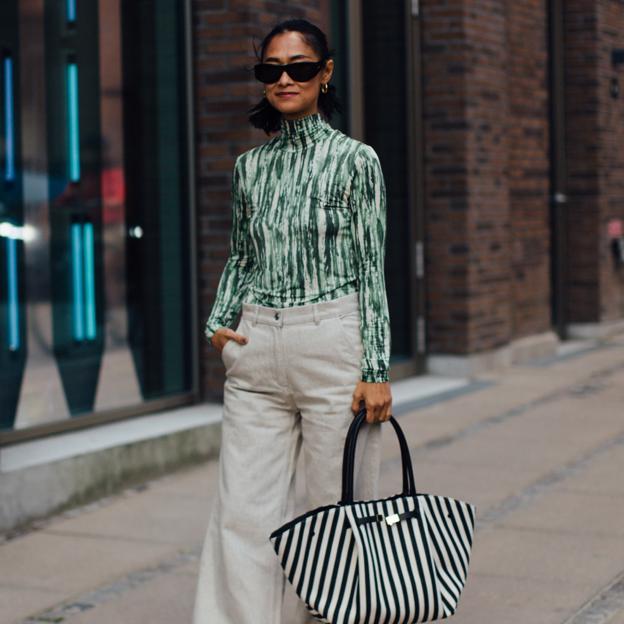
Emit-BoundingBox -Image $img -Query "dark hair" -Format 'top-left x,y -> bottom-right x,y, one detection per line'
247,18 -> 343,135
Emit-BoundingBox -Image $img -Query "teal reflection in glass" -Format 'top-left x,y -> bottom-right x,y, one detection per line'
71,222 -> 85,340
66,0 -> 76,23
3,54 -> 15,182
6,235 -> 19,351
83,221 -> 96,339
66,62 -> 80,182
70,221 -> 97,342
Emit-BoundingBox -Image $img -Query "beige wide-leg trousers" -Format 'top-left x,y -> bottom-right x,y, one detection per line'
192,291 -> 382,624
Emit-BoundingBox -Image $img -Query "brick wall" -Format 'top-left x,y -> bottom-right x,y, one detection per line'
192,1 -> 327,398
564,1 -> 601,322
564,0 -> 624,324
423,0 -> 514,355
507,0 -> 552,338
463,1 -> 513,352
596,0 -> 624,320
421,0 -> 472,354
424,0 -> 554,356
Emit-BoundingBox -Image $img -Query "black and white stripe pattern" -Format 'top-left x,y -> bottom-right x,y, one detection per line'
269,494 -> 476,623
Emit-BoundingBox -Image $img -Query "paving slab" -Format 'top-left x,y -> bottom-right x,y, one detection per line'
471,525 -> 624,587
0,530 -> 175,596
453,573 -> 596,624
0,585 -> 60,624
608,611 -> 624,624
415,399 -> 624,478
59,558 -> 198,624
557,444 -> 624,496
497,488 -> 624,538
43,464 -> 218,547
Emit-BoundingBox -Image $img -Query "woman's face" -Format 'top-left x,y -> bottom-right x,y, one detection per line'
262,31 -> 333,120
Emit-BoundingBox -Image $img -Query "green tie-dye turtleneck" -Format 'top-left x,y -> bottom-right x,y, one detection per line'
204,112 -> 391,383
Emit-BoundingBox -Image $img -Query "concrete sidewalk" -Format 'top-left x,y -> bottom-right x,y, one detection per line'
2,333 -> 624,624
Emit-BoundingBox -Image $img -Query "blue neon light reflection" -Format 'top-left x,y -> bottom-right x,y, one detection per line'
66,0 -> 76,23
70,222 -> 97,341
4,55 -> 15,182
83,222 -> 96,339
7,237 -> 19,350
66,63 -> 80,182
71,223 -> 85,340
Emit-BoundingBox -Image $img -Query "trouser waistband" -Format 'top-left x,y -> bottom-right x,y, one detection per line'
242,292 -> 359,327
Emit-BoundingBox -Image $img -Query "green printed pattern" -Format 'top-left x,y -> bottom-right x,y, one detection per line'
204,112 -> 391,382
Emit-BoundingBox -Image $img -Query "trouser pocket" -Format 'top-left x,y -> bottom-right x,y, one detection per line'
221,317 -> 248,376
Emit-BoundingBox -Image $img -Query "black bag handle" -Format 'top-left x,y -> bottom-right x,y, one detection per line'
339,407 -> 417,505
340,409 -> 416,504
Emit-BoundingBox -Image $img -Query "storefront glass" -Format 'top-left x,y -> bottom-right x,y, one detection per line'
0,0 -> 193,434
362,0 -> 415,367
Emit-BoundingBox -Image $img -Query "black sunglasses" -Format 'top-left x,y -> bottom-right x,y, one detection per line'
254,60 -> 326,84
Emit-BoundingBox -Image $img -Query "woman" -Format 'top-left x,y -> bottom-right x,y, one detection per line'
193,18 -> 392,624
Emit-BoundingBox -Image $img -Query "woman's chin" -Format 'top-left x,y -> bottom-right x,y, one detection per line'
271,100 -> 308,115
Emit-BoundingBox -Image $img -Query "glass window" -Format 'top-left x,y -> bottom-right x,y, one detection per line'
0,0 -> 193,434
361,0 -> 414,365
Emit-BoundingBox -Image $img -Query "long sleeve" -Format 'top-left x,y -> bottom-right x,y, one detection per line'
204,155 -> 255,340
349,145 -> 391,383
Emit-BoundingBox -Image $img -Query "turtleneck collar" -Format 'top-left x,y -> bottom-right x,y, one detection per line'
276,112 -> 332,151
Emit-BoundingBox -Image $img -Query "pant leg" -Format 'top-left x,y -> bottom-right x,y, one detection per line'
283,305 -> 383,624
193,317 -> 301,624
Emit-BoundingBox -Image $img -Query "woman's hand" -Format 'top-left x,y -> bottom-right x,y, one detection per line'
211,327 -> 248,353
351,380 -> 392,423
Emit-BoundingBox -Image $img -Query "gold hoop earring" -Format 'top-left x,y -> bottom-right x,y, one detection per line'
321,83 -> 328,94
263,88 -> 266,96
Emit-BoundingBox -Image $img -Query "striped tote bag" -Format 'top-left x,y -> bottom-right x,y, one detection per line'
269,409 -> 476,623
